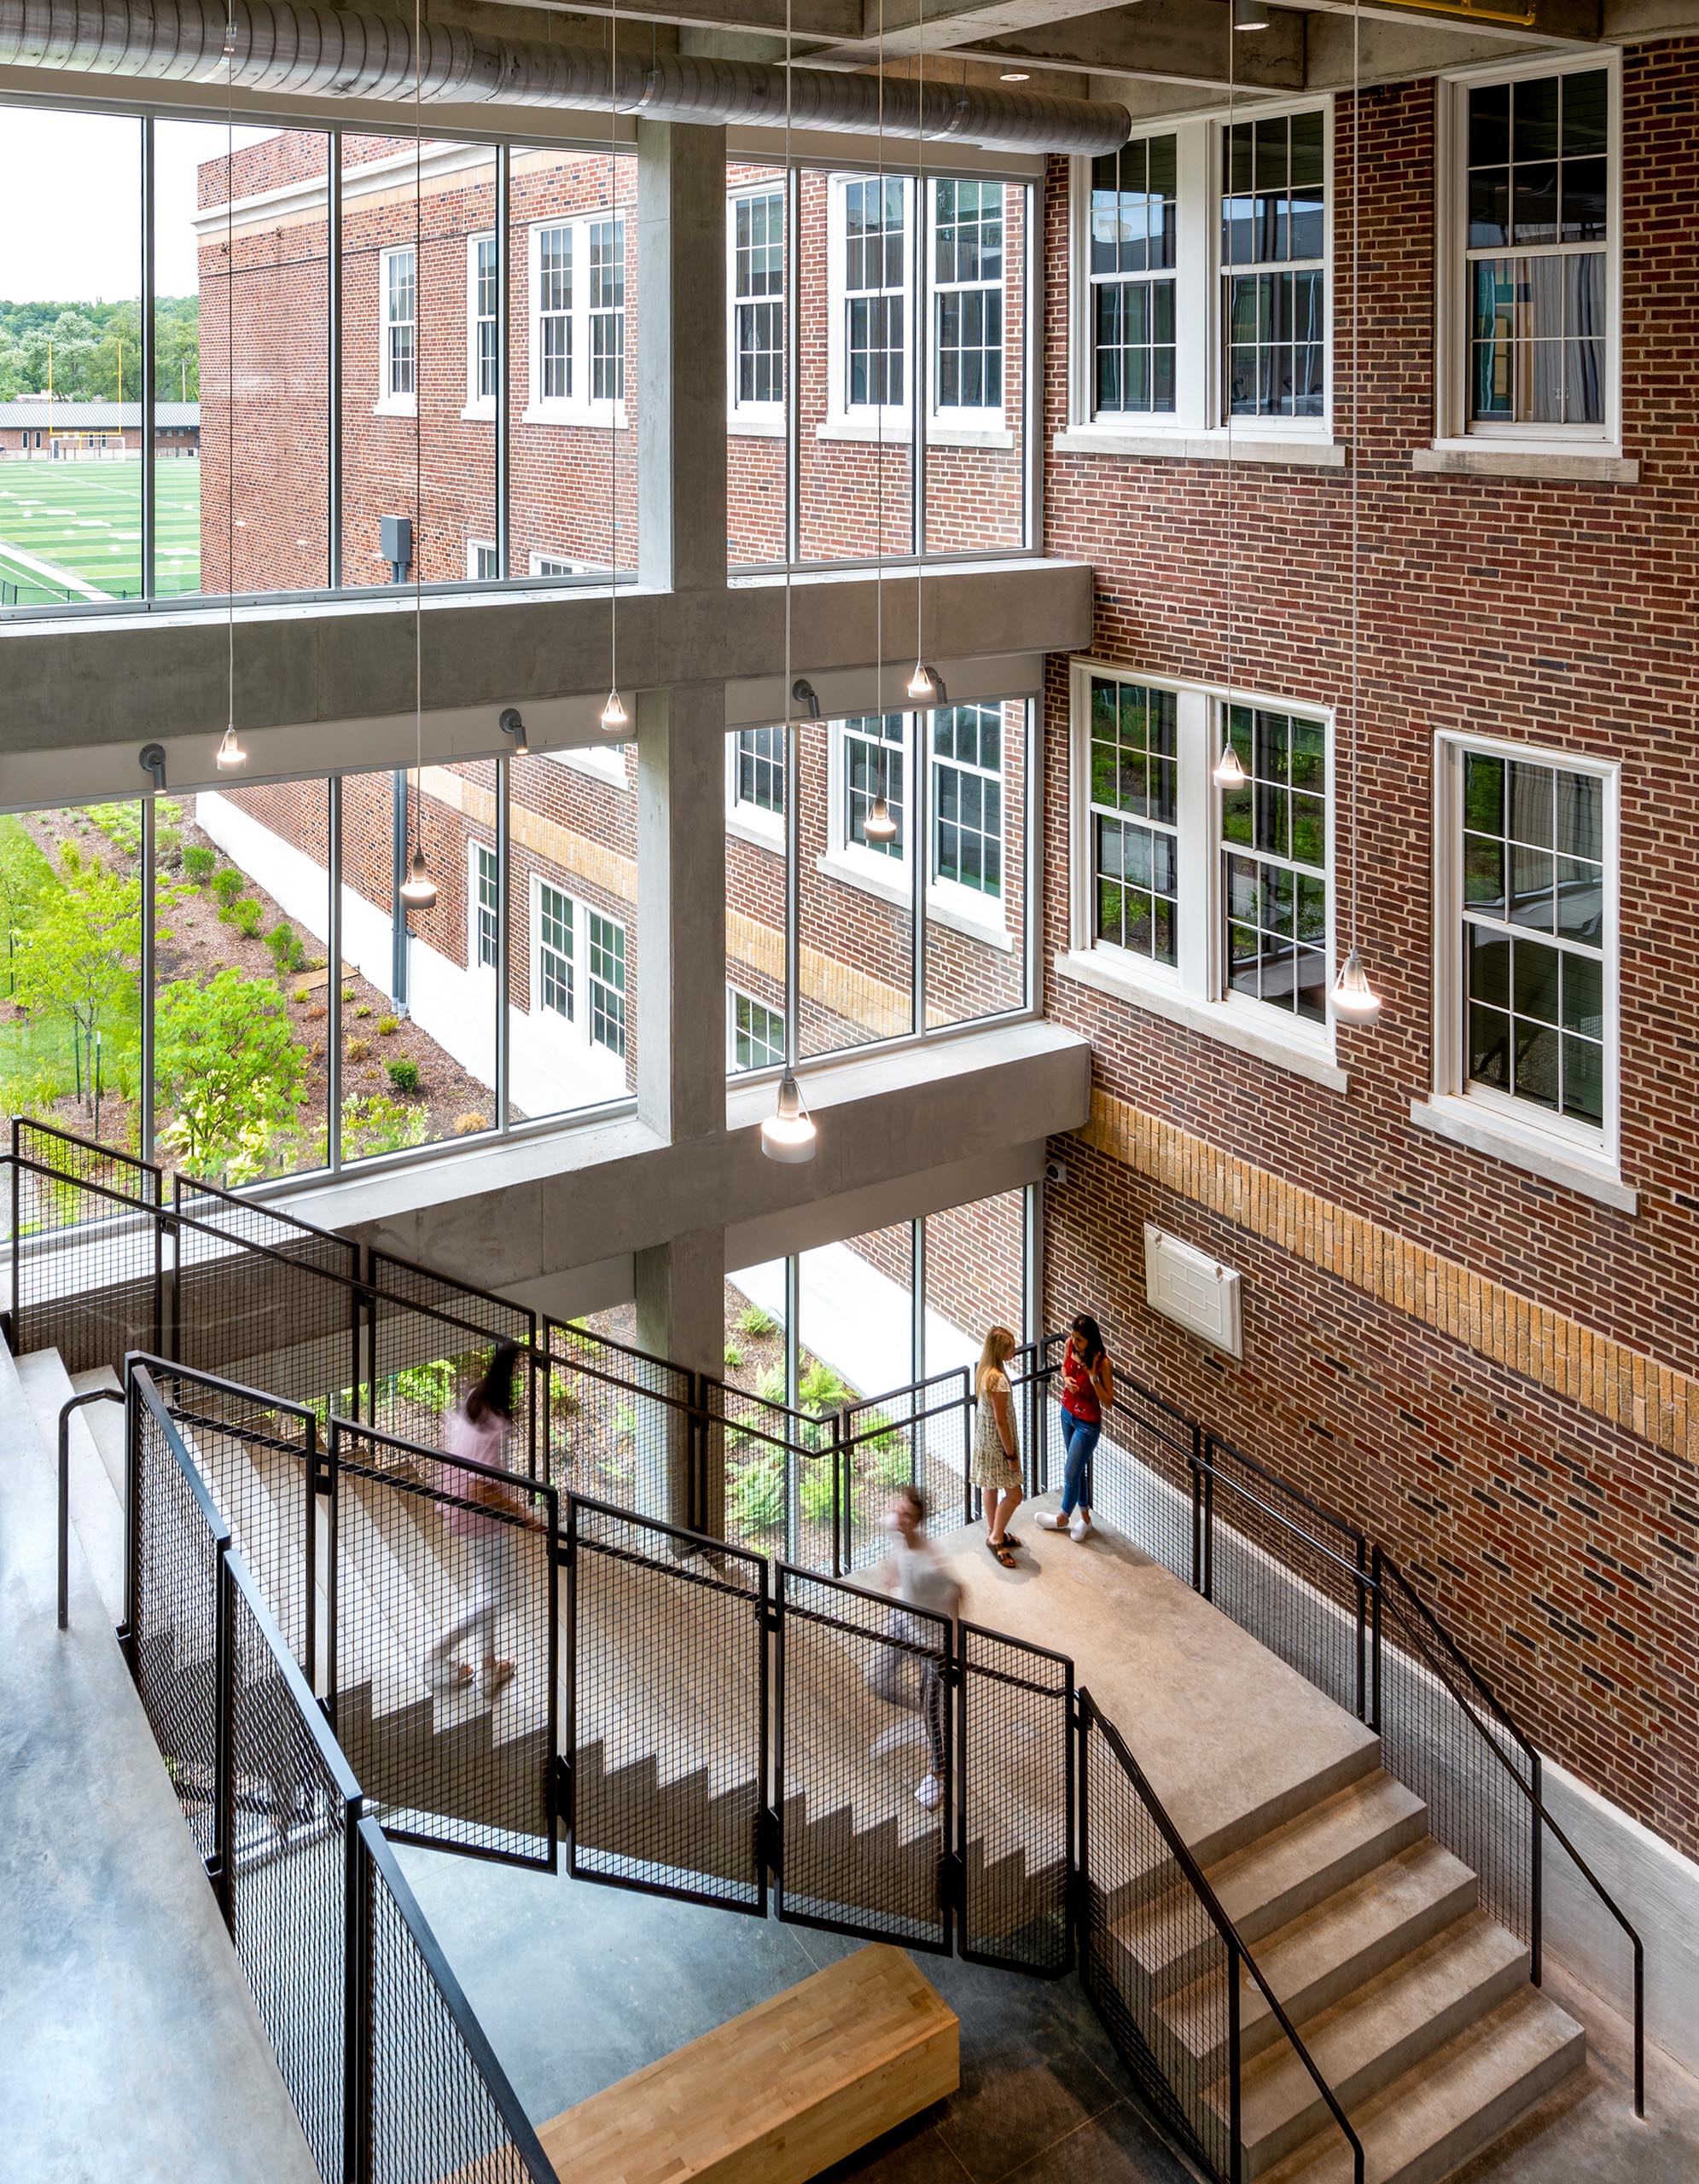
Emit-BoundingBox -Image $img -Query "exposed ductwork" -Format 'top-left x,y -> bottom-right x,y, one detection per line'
0,0 -> 1132,154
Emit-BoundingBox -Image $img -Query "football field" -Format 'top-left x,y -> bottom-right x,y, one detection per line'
0,457 -> 201,605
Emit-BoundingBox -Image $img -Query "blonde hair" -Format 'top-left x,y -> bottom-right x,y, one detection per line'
976,1325 -> 1016,1396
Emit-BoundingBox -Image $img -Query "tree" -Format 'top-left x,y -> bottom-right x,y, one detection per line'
0,818 -> 51,996
154,967 -> 306,1182
12,840 -> 148,1128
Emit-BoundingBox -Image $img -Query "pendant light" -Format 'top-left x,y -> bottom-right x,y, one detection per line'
1233,0 -> 1271,29
762,0 -> 817,1165
214,14 -> 247,773
1330,0 -> 1382,1026
399,0 -> 436,915
599,0 -> 627,735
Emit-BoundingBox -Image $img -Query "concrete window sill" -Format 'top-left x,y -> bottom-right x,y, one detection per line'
1053,427 -> 1346,469
725,807 -> 784,854
727,415 -> 785,439
1409,1095 -> 1638,1213
1053,949 -> 1349,1093
1412,444 -> 1639,485
521,406 -> 630,432
815,850 -> 1017,953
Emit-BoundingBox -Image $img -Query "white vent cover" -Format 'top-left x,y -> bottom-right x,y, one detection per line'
1143,1224 -> 1242,1358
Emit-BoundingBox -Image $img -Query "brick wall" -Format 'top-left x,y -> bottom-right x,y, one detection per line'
1038,47 -> 1699,1859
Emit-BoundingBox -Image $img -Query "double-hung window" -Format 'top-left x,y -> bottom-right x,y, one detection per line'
467,539 -> 498,581
527,216 -> 625,421
466,232 -> 497,414
1068,105 -> 1331,446
538,882 -> 575,1021
931,705 -> 1004,900
932,182 -> 1004,426
843,714 -> 906,858
1436,60 -> 1617,450
828,176 -> 911,429
469,843 -> 499,972
379,245 -> 416,410
728,986 -> 786,1073
588,911 -> 626,1056
532,880 -> 627,1061
1068,664 -> 1338,1073
730,187 -> 785,427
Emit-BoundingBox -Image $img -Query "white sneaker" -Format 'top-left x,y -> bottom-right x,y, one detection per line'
1037,1511 -> 1064,1531
1069,1514 -> 1093,1543
916,1773 -> 943,1811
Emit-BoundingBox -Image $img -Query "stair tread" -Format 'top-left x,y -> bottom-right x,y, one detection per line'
1232,1914 -> 1530,2148
1212,1774 -> 1429,1935
1262,1988 -> 1586,2184
67,1365 -> 125,1500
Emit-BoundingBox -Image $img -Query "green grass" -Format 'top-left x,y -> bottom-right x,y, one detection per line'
0,457 -> 200,605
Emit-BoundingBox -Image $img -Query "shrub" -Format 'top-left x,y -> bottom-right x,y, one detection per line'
346,1037 -> 369,1062
293,985 -> 312,1005
183,845 -> 216,884
376,1014 -> 399,1036
340,985 -> 354,1002
211,867 -> 244,905
799,1357 -> 850,1415
755,1362 -> 787,1409
736,1303 -> 779,1339
265,921 -> 303,972
386,1057 -> 421,1094
723,1342 -> 743,1372
339,1093 -> 428,1161
155,828 -> 183,869
454,1112 -> 488,1136
305,1002 -> 327,1020
354,1003 -> 372,1019
729,1453 -> 785,1537
228,897 -> 263,938
308,955 -> 328,971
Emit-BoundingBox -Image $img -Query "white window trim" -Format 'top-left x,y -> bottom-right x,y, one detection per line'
1058,99 -> 1339,462
727,983 -> 787,1073
463,229 -> 497,421
527,874 -> 626,1053
523,213 -> 628,429
466,538 -> 497,581
823,172 -> 916,439
1056,656 -> 1343,1085
468,840 -> 499,977
1419,727 -> 1624,1199
375,243 -> 417,418
1428,50 -> 1624,468
928,178 -> 1010,442
727,183 -> 787,438
724,729 -> 786,851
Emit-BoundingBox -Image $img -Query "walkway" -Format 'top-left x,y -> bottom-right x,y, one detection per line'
0,1346 -> 318,2184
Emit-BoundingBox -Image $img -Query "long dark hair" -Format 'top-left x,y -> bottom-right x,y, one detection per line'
465,1340 -> 520,1426
1070,1313 -> 1105,1371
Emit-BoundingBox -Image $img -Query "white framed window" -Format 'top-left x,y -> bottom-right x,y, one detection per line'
841,712 -> 908,866
931,181 -> 1004,432
1062,662 -> 1339,1080
377,245 -> 416,414
1428,734 -> 1616,1177
466,539 -> 498,581
1066,102 -> 1333,451
826,175 -> 913,434
725,726 -> 786,849
728,185 -> 786,432
1434,56 -> 1619,453
525,215 -> 625,425
468,841 -> 498,972
464,231 -> 497,417
727,986 -> 786,1073
930,704 -> 1004,903
530,876 -> 626,1060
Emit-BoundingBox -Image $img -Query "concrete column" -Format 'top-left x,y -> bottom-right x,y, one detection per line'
634,1226 -> 727,1535
637,119 -> 728,595
637,683 -> 727,1146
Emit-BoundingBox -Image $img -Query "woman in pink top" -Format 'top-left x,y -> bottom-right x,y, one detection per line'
428,1343 -> 526,1703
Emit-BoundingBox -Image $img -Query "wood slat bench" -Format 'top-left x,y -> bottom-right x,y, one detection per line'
537,1943 -> 959,2184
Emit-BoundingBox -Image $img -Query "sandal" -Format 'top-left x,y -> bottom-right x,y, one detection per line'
985,1536 -> 1016,1568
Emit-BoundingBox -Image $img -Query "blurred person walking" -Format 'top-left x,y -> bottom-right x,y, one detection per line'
428,1341 -> 528,1704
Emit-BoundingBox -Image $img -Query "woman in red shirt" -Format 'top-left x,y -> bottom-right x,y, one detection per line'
1039,1314 -> 1113,1543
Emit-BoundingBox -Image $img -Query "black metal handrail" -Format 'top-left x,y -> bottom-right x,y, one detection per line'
1079,1689 -> 1365,2184
56,1382 -> 125,1629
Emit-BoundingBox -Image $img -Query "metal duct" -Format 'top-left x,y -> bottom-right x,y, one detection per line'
0,0 -> 1132,154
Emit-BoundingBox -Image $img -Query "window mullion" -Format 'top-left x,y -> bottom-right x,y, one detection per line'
1175,687 -> 1214,997
1175,122 -> 1212,437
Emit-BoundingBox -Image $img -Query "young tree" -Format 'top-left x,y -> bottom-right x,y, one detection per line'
0,820 -> 50,997
12,841 -> 148,1124
154,967 -> 306,1182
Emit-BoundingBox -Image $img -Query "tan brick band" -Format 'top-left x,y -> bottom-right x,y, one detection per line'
1077,1087 -> 1697,1462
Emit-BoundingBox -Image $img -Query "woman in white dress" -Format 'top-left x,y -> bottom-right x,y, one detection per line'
971,1324 -> 1023,1567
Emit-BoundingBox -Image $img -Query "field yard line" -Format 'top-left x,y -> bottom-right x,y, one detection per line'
0,536 -> 111,601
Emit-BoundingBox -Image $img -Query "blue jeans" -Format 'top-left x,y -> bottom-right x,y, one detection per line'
1059,1410 -> 1101,1518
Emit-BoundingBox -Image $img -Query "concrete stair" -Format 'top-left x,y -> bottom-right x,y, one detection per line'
15,1350 -> 125,1623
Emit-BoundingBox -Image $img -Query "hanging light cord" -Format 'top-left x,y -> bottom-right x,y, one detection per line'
412,0 -> 424,853
608,0 -> 619,687
1348,0 -> 1363,958
1225,22 -> 1236,731
225,10 -> 236,708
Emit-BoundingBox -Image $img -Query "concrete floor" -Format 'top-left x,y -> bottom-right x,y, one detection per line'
0,1350 -> 318,2184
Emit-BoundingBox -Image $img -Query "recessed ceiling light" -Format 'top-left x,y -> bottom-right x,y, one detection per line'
1000,69 -> 1030,81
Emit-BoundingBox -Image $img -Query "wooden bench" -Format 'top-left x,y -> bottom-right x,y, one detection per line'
537,1943 -> 959,2184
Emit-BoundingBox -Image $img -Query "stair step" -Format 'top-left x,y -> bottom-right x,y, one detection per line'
1260,1987 -> 1586,2184
1231,1914 -> 1531,2175
68,1365 -> 125,1502
1161,1843 -> 1479,2071
16,1349 -> 125,1623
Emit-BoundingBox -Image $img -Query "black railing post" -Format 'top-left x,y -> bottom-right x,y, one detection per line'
122,1368 -> 141,1671
1227,1937 -> 1244,2184
344,1810 -> 374,2184
150,1179 -> 164,1358
304,1418 -> 319,1699
1202,1465 -> 1215,1602
326,1418 -> 341,1717
9,1127 -> 20,1356
1073,1694 -> 1090,1975
1530,1747 -> 1544,1988
1354,1540 -> 1368,1723
831,1409 -> 846,1577
212,1542 -> 236,1932
1370,1547 -> 1383,1734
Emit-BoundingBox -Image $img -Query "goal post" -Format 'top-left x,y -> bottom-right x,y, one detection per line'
47,431 -> 133,460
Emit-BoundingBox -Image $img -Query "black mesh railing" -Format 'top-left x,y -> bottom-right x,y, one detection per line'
567,1496 -> 767,1913
366,1249 -> 538,1478
708,1375 -> 841,1571
329,1417 -> 558,1867
544,1318 -> 697,1524
11,1118 -> 163,1370
958,1621 -> 1073,1976
171,1176 -> 363,1420
840,1369 -> 974,1575
775,1563 -> 953,1953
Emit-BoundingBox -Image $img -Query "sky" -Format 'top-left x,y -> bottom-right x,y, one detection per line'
0,107 -> 278,301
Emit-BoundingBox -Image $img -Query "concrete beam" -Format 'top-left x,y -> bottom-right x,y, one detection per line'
1283,0 -> 1601,46
967,3 -> 1306,90
277,1018 -> 1091,1292
0,559 -> 1092,805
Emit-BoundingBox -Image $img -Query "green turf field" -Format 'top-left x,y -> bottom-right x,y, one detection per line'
0,457 -> 201,606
